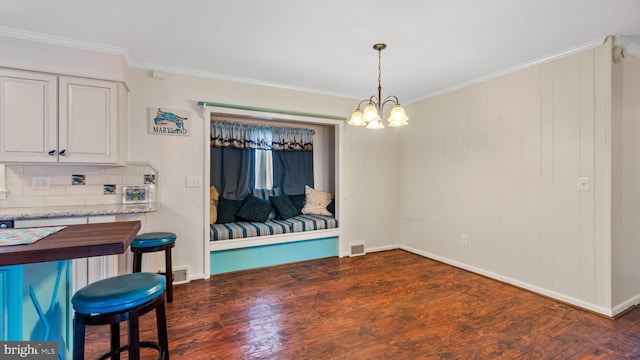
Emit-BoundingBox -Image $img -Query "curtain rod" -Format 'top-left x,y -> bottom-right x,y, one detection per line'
197,101 -> 346,121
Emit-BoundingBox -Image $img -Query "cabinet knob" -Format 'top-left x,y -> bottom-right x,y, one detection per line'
59,150 -> 66,156
48,150 -> 56,156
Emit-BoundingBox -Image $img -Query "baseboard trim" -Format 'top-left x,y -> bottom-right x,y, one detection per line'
400,245 -> 616,317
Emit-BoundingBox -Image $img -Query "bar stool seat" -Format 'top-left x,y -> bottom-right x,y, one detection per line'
132,232 -> 177,302
72,272 -> 169,360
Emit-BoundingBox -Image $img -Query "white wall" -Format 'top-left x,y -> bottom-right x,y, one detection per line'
340,125 -> 402,252
612,53 -> 640,308
125,68 -> 402,278
400,40 -> 616,315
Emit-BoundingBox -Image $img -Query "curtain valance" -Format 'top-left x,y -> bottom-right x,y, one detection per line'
211,120 -> 314,151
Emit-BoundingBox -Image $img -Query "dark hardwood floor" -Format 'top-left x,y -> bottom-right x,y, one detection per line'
84,249 -> 640,359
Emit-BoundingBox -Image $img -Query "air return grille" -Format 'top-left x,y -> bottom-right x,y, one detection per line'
350,243 -> 366,257
172,267 -> 189,284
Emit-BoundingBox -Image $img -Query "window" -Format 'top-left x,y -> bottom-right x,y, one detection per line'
254,149 -> 273,189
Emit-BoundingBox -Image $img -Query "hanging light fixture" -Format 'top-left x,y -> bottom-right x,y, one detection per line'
348,43 -> 409,129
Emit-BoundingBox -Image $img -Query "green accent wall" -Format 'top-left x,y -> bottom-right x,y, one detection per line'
210,237 -> 338,275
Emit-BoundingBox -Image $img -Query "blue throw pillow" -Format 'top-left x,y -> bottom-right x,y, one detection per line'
237,195 -> 273,222
249,188 -> 281,219
270,195 -> 299,219
215,197 -> 244,224
287,194 -> 306,215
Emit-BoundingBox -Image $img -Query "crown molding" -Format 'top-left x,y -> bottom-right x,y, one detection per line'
126,60 -> 356,100
0,26 -> 130,60
0,26 -> 355,100
407,36 -> 607,105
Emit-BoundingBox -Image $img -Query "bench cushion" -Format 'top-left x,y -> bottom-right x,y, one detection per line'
211,214 -> 337,241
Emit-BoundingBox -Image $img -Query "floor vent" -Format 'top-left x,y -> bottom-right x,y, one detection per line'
350,243 -> 366,257
172,267 -> 189,284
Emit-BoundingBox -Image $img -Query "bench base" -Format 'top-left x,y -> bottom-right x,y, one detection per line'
210,236 -> 338,275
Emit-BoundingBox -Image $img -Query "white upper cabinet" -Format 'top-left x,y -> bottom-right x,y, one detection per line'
58,76 -> 119,163
0,69 -> 126,164
0,69 -> 58,162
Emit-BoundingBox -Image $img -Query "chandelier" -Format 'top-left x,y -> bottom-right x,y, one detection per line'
348,43 -> 409,129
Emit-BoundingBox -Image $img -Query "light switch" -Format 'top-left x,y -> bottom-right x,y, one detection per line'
577,177 -> 590,191
185,176 -> 202,188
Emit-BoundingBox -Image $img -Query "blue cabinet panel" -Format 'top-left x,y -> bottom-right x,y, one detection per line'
211,236 -> 338,275
1,261 -> 71,359
1,265 -> 23,340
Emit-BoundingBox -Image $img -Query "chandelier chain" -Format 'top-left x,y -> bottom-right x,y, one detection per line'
378,49 -> 382,91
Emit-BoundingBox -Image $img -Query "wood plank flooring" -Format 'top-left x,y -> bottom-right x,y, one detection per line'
83,249 -> 640,359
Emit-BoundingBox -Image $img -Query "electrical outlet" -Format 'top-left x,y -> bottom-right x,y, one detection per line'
32,176 -> 51,189
461,234 -> 468,246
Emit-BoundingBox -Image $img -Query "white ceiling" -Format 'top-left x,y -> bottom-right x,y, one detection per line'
1,0 -> 639,104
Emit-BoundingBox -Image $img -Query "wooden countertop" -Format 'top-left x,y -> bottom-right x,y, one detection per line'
0,221 -> 141,266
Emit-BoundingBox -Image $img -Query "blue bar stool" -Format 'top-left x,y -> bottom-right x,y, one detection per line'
131,232 -> 177,302
72,272 -> 169,360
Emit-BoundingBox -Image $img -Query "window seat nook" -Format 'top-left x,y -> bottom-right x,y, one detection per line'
206,112 -> 342,275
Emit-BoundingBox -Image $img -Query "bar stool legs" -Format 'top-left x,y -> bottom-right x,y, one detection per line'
131,232 -> 177,303
72,273 -> 169,360
165,245 -> 173,302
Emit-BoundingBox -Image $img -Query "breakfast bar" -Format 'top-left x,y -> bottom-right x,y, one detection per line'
0,221 -> 141,359
0,221 -> 141,266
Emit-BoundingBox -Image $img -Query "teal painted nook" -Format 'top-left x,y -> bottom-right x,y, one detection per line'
211,236 -> 338,274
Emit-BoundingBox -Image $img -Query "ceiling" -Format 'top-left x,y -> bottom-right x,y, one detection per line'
1,0 -> 639,104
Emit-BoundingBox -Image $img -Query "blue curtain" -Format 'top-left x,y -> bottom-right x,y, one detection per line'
273,151 -> 314,195
211,120 -> 315,196
210,147 -> 255,200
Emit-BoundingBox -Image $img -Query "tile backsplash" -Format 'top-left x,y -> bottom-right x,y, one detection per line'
0,163 -> 157,208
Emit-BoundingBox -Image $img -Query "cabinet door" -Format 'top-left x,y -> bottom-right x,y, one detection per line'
0,69 -> 58,162
59,77 -> 119,163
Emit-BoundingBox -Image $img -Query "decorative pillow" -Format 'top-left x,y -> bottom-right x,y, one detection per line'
237,195 -> 273,222
249,188 -> 281,219
270,195 -> 299,220
210,186 -> 219,224
215,197 -> 244,224
326,200 -> 335,216
288,194 -> 306,215
301,185 -> 332,216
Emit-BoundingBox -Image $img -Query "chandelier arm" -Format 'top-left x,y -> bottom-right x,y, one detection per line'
381,96 -> 400,108
355,99 -> 371,110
